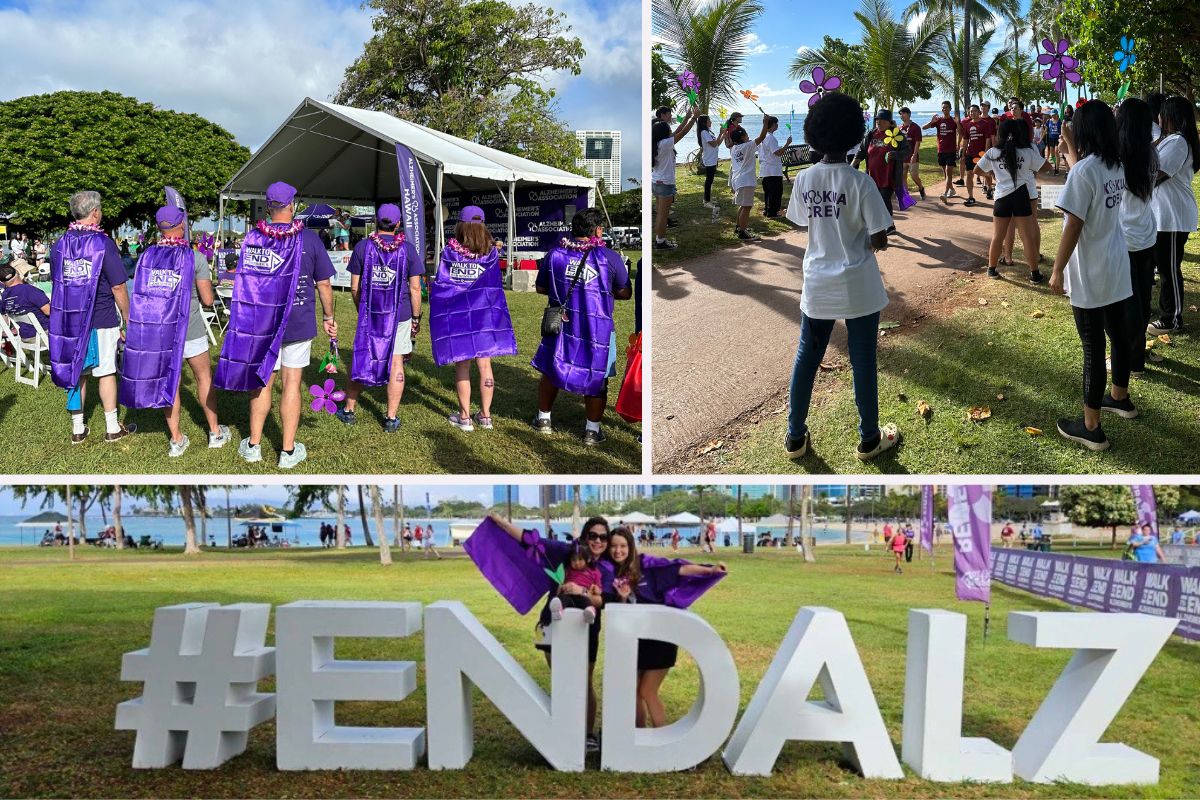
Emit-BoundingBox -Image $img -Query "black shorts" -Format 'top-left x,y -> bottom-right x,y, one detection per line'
993,185 -> 1032,218
637,638 -> 679,671
937,152 -> 958,167
536,600 -> 602,663
1047,136 -> 1059,147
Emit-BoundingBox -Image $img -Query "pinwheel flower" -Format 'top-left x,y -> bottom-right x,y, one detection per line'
740,89 -> 759,102
677,70 -> 700,106
883,128 -> 905,148
1113,35 -> 1136,73
1038,38 -> 1081,93
799,66 -> 843,107
308,379 -> 346,413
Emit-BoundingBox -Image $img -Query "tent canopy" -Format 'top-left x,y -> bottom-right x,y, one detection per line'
665,511 -> 702,525
17,510 -> 69,526
716,518 -> 756,534
617,511 -> 656,524
1179,510 -> 1200,522
758,513 -> 797,526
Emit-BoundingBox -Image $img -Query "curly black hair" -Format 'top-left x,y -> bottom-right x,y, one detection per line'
803,92 -> 865,158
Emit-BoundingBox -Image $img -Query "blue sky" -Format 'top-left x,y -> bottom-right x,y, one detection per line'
0,0 -> 640,184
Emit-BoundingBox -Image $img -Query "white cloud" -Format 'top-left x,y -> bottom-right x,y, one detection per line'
744,32 -> 771,56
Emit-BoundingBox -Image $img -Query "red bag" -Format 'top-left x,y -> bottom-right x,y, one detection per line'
615,332 -> 642,423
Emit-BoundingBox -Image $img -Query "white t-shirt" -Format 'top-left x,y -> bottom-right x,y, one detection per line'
699,128 -> 719,168
1055,154 -> 1133,309
1121,183 -> 1158,252
730,141 -> 758,190
759,132 -> 784,178
1150,134 -> 1199,233
1151,121 -> 1161,141
975,146 -> 1044,200
784,161 -> 891,320
651,137 -> 677,185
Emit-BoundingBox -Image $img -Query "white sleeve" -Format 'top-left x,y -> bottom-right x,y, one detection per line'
860,175 -> 892,235
1027,146 -> 1046,173
785,180 -> 808,228
975,151 -> 996,174
1158,136 -> 1190,177
1056,164 -> 1091,219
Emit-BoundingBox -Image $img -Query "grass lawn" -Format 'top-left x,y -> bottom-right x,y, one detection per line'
2,546 -> 1197,798
0,284 -> 640,475
670,141 -> 1200,474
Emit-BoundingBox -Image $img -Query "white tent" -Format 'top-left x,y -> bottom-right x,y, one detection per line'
617,511 -> 656,524
716,518 -> 756,534
665,511 -> 702,525
757,513 -> 797,527
218,97 -> 596,267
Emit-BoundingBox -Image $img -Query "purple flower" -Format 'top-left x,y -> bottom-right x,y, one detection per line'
308,378 -> 346,413
1038,38 -> 1082,93
677,70 -> 701,92
799,66 -> 843,107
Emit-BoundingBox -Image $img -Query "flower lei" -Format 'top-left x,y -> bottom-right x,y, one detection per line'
67,221 -> 104,234
256,219 -> 304,239
447,237 -> 486,258
158,236 -> 190,247
369,230 -> 407,252
559,236 -> 604,252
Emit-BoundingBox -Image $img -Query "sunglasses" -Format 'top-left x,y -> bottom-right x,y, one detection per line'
585,531 -> 609,542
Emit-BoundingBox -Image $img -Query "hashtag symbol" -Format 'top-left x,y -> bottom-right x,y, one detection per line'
115,603 -> 276,769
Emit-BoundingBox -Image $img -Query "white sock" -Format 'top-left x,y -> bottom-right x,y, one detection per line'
104,409 -> 119,434
71,413 -> 85,435
538,411 -> 551,422
585,420 -> 601,433
656,236 -> 666,243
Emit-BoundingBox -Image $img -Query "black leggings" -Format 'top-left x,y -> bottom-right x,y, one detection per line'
1072,301 -> 1130,410
1127,247 -> 1156,371
703,165 -> 717,202
762,175 -> 783,217
1153,231 -> 1189,327
879,186 -> 894,218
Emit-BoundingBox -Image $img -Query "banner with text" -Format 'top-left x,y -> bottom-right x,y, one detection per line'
949,485 -> 992,603
443,186 -> 591,252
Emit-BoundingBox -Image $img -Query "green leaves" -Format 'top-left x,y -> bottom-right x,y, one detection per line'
544,564 -> 566,584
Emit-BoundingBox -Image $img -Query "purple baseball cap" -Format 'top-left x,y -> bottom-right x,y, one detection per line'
377,203 -> 402,227
459,205 -> 486,223
155,205 -> 186,230
265,181 -> 297,208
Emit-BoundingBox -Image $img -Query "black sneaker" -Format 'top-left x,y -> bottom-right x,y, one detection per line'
1056,417 -> 1110,451
1029,270 -> 1045,284
653,238 -> 678,250
965,197 -> 977,207
784,430 -> 809,458
919,187 -> 926,200
104,422 -> 137,442
885,225 -> 897,236
667,218 -> 678,228
985,188 -> 994,200
1101,394 -> 1138,419
531,416 -> 554,435
736,228 -> 754,241
1147,319 -> 1181,334
987,266 -> 1001,278
582,428 -> 607,447
954,178 -> 965,186
334,408 -> 357,425
585,734 -> 600,753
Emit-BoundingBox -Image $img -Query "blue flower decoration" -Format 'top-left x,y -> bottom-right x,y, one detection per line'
1113,35 -> 1136,74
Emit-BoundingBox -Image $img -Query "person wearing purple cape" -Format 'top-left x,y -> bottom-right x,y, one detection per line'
119,205 -> 230,457
603,527 -> 727,729
49,190 -> 136,444
531,208 -> 632,446
217,182 -> 337,469
431,206 -> 517,432
335,203 -> 424,432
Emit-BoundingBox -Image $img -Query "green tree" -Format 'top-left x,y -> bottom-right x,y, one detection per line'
652,0 -> 765,114
334,0 -> 585,172
0,91 -> 248,236
651,45 -> 674,111
1059,486 -> 1135,546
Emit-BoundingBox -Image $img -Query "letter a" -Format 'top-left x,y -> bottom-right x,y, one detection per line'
723,607 -> 902,778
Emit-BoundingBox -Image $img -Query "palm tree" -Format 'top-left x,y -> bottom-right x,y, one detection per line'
336,485 -> 346,548
180,486 -> 200,554
785,485 -> 796,548
736,485 -> 743,547
542,487 -> 551,540
393,486 -> 404,550
372,486 -> 392,566
801,485 -> 815,563
906,0 -> 1017,117
929,19 -> 1004,108
112,484 -> 124,549
357,486 -> 374,547
66,485 -> 75,561
652,0 -> 765,113
571,486 -> 582,538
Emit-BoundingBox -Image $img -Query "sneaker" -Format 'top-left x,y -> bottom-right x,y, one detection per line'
104,422 -> 137,443
653,238 -> 677,250
954,178 -> 965,186
278,442 -> 308,469
667,218 -> 678,228
701,201 -> 715,209
447,412 -> 474,432
334,407 -> 357,425
1147,319 -> 1180,334
472,411 -> 494,430
987,266 -> 1001,279
894,565 -> 902,574
208,424 -> 231,448
856,423 -> 901,461
70,426 -> 89,445
736,228 -> 754,241
1101,394 -> 1138,419
885,225 -> 897,236
549,596 -> 564,621
531,416 -> 554,435
947,186 -> 957,198
582,427 -> 607,447
1029,270 -> 1045,284
784,430 -> 809,458
585,734 -> 601,753
238,437 -> 263,463
583,606 -> 597,624
965,197 -> 977,207
1056,417 -> 1110,451
986,188 -> 994,200
168,435 -> 190,458
1147,349 -> 1164,363
918,187 -> 926,200
382,417 -> 402,433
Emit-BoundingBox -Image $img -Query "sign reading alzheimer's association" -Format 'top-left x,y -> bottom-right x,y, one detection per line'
444,186 -> 591,252
991,549 -> 1200,639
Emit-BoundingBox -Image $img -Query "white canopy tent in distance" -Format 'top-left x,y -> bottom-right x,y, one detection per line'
217,97 -> 603,276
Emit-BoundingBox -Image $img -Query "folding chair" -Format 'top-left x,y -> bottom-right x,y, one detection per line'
202,307 -> 221,345
12,313 -> 50,387
0,314 -> 22,371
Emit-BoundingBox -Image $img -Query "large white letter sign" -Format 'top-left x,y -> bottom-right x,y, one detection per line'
275,601 -> 424,770
424,601 -> 587,771
1008,611 -> 1176,785
601,604 -> 739,773
901,610 -> 1010,782
723,607 -> 902,778
115,603 -> 275,769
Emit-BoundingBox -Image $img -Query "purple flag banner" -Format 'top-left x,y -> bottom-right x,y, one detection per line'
920,485 -> 934,553
394,143 -> 426,260
1131,485 -> 1159,537
164,185 -> 189,240
948,485 -> 992,603
991,549 -> 1200,641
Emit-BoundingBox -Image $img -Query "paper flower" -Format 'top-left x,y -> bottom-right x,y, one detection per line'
1113,35 -> 1136,74
677,70 -> 701,106
883,128 -> 905,147
740,88 -> 759,102
799,66 -> 843,107
308,379 -> 346,413
1038,38 -> 1081,93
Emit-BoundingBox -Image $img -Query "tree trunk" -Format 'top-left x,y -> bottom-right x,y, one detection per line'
358,485 -> 374,547
572,486 -> 582,539
197,487 -> 208,549
542,487 -> 551,539
785,485 -> 796,548
77,492 -> 88,543
373,486 -> 392,566
393,485 -> 403,550
181,487 -> 200,555
336,485 -> 346,548
961,0 -> 972,123
844,485 -> 852,544
225,486 -> 233,549
802,485 -> 815,563
397,486 -> 406,550
66,485 -> 75,561
506,486 -> 513,521
736,485 -> 743,547
113,484 -> 124,549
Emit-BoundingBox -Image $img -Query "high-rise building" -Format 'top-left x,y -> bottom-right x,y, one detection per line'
998,485 -> 1053,498
575,131 -> 622,194
492,486 -> 508,507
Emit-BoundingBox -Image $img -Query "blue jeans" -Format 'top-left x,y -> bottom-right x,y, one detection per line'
788,311 -> 881,442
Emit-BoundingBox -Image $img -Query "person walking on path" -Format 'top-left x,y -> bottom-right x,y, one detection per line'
853,109 -> 909,228
922,100 -> 962,201
974,118 -> 1048,283
897,107 -> 925,200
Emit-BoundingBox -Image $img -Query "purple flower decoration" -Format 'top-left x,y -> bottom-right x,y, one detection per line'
308,378 -> 346,413
799,66 -> 842,107
677,70 -> 700,106
1038,38 -> 1082,93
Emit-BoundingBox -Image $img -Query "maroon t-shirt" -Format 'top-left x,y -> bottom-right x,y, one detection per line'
865,129 -> 897,189
899,121 -> 922,162
929,115 -> 960,154
961,118 -> 989,156
1004,112 -> 1036,143
978,116 -> 997,146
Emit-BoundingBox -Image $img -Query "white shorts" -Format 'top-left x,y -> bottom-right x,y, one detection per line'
91,327 -> 121,377
182,336 -> 209,360
393,321 -> 413,356
734,186 -> 756,207
272,339 -> 312,372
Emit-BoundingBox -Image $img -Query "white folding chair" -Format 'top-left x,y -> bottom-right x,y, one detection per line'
12,313 -> 50,387
201,307 -> 221,345
0,314 -> 23,370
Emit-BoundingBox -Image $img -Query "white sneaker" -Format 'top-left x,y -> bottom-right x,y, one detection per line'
277,442 -> 308,469
549,596 -> 564,621
168,435 -> 190,458
447,412 -> 474,432
583,606 -> 597,624
238,437 -> 262,463
208,424 -> 231,448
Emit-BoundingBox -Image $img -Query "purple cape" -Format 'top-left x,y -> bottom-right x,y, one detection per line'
350,239 -> 409,386
464,519 -> 570,615
49,230 -> 108,389
213,225 -> 303,391
637,553 -> 726,608
429,246 -> 517,366
530,246 -> 614,396
118,244 -> 195,408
